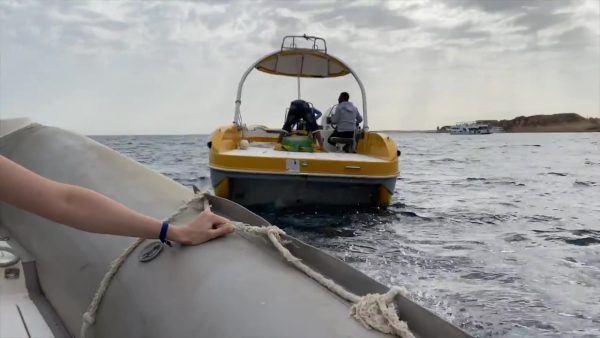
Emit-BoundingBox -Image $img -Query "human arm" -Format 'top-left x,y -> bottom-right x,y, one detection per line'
312,108 -> 322,120
331,105 -> 341,124
0,155 -> 234,245
354,105 -> 363,124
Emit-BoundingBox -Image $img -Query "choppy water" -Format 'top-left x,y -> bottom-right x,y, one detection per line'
93,132 -> 600,338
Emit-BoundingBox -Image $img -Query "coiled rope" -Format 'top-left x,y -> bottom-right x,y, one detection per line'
80,194 -> 414,338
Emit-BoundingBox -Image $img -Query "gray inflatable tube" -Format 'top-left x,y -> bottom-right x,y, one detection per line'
0,120 -> 471,338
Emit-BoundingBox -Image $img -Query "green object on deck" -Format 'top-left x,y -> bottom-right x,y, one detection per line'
281,136 -> 314,152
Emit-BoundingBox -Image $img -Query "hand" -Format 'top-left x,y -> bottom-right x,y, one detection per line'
170,210 -> 235,245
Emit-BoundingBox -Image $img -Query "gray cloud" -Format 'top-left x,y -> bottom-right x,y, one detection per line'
0,0 -> 598,134
439,0 -> 599,52
312,3 -> 414,31
553,26 -> 599,48
450,0 -> 575,13
513,10 -> 571,33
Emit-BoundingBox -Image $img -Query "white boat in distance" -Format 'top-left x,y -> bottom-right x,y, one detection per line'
449,122 -> 491,135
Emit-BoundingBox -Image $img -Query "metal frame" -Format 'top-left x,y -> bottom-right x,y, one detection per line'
281,34 -> 327,52
233,36 -> 369,131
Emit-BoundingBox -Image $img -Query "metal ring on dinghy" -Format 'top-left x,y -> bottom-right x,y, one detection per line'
138,241 -> 164,263
0,246 -> 21,268
233,34 -> 369,131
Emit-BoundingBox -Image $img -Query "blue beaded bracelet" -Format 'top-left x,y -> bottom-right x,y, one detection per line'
159,222 -> 172,247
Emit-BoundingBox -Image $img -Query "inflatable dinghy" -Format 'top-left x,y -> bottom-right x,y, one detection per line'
0,118 -> 471,338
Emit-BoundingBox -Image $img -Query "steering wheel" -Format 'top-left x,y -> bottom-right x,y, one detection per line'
324,104 -> 337,128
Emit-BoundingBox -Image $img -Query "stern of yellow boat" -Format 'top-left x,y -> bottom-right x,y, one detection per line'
208,125 -> 399,208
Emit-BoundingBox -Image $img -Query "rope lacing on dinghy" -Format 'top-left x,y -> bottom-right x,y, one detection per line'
80,199 -> 196,338
80,193 -> 415,338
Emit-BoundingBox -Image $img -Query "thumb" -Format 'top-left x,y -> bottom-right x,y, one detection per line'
209,223 -> 235,239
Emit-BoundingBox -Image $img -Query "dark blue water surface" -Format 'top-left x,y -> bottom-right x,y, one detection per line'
93,132 -> 600,338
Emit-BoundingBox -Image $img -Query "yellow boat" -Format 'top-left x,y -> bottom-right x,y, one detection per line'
209,35 -> 400,208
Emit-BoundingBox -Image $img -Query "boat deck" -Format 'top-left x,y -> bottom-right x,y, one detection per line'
0,231 -> 55,338
224,145 -> 387,163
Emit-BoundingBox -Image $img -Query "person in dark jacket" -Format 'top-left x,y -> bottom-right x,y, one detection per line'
282,99 -> 324,149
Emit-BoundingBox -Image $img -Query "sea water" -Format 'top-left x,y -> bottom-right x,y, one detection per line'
93,132 -> 600,338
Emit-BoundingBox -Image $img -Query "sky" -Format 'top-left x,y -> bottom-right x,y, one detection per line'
0,0 -> 599,134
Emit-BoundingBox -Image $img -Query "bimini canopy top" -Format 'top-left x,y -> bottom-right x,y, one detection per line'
255,50 -> 351,78
255,35 -> 350,78
234,35 -> 368,129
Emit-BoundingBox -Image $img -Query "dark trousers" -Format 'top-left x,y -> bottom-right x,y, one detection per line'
327,130 -> 354,146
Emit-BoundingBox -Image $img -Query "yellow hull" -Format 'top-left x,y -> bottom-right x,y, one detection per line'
208,125 -> 399,207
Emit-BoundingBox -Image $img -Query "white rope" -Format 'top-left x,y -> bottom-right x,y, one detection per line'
210,193 -> 414,338
230,221 -> 360,303
80,238 -> 144,338
81,194 -> 414,338
229,221 -> 415,338
80,195 -> 205,338
350,287 -> 414,338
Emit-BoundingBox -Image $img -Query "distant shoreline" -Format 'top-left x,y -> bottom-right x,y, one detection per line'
435,113 -> 600,133
374,130 -> 437,133
88,113 -> 599,136
374,130 -> 599,134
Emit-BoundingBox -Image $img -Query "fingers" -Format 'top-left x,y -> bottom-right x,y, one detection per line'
209,224 -> 235,239
179,211 -> 234,245
204,210 -> 230,225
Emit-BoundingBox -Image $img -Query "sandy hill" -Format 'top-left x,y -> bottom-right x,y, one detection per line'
440,113 -> 599,132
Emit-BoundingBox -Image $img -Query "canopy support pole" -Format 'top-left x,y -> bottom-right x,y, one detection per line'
233,50 -> 369,131
234,55 -> 268,125
345,65 -> 368,131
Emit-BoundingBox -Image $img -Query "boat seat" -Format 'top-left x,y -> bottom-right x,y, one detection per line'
329,137 -> 355,153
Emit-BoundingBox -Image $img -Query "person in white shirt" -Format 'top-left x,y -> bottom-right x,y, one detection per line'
328,92 -> 363,148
